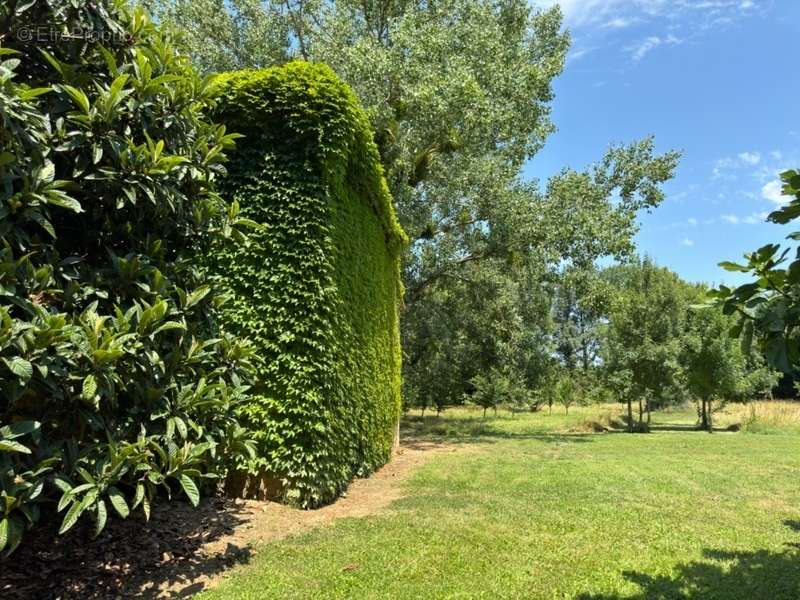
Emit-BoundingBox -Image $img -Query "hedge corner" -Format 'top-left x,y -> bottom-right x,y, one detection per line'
212,62 -> 408,507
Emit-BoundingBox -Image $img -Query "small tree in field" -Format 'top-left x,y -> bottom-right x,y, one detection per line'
606,369 -> 637,432
500,371 -> 529,417
556,377 -> 577,415
681,309 -> 740,431
534,369 -> 559,414
682,306 -> 779,431
419,397 -> 431,419
469,369 -> 506,418
529,388 -> 545,412
603,259 -> 688,431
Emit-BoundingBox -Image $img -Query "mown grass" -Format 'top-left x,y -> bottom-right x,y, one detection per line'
200,403 -> 800,599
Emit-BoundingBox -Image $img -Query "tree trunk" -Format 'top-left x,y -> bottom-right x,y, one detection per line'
392,418 -> 400,453
700,399 -> 709,431
638,398 -> 644,427
627,398 -> 633,433
704,399 -> 714,432
483,406 -> 487,419
421,405 -> 426,419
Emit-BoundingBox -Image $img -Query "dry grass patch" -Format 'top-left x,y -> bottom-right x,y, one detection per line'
718,401 -> 800,434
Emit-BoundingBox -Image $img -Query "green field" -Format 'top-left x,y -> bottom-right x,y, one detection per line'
200,405 -> 800,599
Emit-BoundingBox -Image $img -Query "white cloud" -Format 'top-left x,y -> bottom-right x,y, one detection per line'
711,156 -> 738,179
713,152 -> 764,175
762,180 -> 790,205
721,211 -> 770,225
531,0 -> 761,72
710,149 -> 795,185
603,16 -> 637,28
627,34 -> 681,62
629,36 -> 660,61
737,151 -> 760,165
534,0 -> 761,30
534,0 -> 623,28
715,157 -> 737,169
680,237 -> 694,246
687,217 -> 698,226
741,213 -> 766,224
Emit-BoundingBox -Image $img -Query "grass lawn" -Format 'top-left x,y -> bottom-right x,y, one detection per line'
199,404 -> 800,599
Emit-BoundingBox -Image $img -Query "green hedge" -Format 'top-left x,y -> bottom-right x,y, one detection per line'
212,62 -> 407,507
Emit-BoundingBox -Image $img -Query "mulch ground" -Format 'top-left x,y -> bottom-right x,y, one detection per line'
0,440 -> 454,599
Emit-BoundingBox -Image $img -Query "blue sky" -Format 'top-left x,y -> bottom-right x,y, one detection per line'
524,0 -> 800,286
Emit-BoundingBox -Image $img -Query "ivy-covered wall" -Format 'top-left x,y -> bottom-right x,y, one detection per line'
212,62 -> 407,507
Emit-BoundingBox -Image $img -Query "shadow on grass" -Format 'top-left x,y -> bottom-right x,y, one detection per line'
0,497 -> 253,599
647,423 -> 699,432
400,414 -> 595,445
647,423 -> 737,433
578,521 -> 800,600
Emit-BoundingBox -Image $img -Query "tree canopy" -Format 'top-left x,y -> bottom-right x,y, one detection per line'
150,0 -> 681,412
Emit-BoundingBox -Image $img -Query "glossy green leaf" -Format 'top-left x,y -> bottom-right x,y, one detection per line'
178,474 -> 200,507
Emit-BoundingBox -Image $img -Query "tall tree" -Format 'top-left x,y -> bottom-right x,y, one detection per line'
603,259 -> 688,431
681,308 -> 742,431
552,268 -> 609,373
403,258 -> 553,413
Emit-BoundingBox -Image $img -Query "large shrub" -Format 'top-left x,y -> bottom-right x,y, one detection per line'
0,0 -> 255,554
211,63 -> 407,507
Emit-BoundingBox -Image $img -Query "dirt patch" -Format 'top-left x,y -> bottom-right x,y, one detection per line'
0,440 -> 454,600
202,440 -> 454,552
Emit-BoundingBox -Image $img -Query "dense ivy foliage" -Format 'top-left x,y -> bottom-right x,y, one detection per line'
211,63 -> 407,507
0,0 -> 256,554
